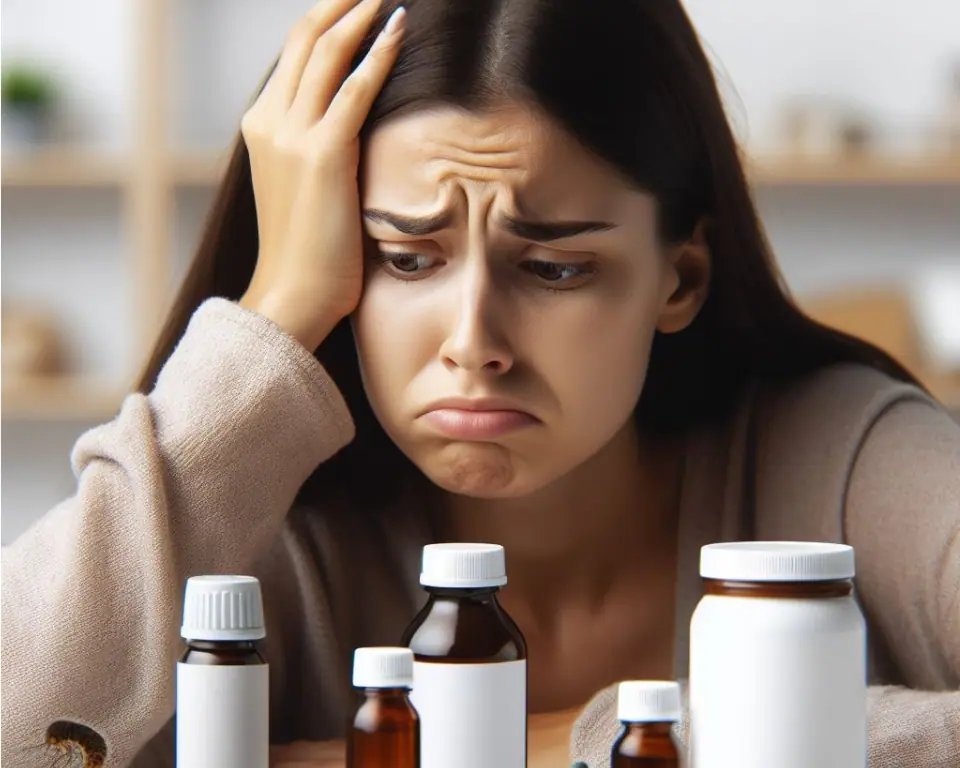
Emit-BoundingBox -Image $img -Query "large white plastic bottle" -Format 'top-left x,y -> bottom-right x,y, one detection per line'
689,542 -> 866,768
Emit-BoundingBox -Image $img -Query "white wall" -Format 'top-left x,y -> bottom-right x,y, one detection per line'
761,186 -> 960,295
3,0 -> 959,544
685,0 -> 960,154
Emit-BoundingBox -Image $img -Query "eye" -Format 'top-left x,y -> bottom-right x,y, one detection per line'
374,250 -> 438,277
520,259 -> 596,289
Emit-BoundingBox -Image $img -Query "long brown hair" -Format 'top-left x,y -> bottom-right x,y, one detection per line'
140,0 -> 918,506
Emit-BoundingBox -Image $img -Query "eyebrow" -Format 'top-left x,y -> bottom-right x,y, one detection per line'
363,209 -> 617,242
502,216 -> 617,242
363,209 -> 453,236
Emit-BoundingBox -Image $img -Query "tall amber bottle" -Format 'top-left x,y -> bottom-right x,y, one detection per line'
610,681 -> 682,767
401,543 -> 527,768
347,647 -> 420,768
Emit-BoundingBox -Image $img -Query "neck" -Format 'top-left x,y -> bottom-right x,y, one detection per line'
434,421 -> 685,623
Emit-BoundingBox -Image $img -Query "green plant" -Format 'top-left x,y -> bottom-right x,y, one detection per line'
1,63 -> 55,108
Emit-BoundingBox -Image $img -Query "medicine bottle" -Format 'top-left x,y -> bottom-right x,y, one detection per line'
611,680 -> 682,767
176,575 -> 269,768
347,647 -> 420,768
401,543 -> 527,768
689,542 -> 866,768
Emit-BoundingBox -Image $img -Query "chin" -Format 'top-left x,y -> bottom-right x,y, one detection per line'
415,441 -> 552,499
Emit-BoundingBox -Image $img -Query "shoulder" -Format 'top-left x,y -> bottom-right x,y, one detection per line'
760,362 -> 937,431
749,363 -> 954,542
755,362 -> 949,463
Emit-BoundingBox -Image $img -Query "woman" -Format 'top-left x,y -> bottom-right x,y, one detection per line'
2,0 -> 958,766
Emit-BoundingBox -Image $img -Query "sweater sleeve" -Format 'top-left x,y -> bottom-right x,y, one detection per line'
0,298 -> 355,768
843,397 -> 960,766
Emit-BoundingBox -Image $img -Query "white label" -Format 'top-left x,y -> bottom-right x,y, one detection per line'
176,662 -> 269,768
411,660 -> 527,768
689,596 -> 866,768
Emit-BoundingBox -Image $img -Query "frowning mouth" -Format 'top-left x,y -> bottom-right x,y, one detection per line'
419,397 -> 540,440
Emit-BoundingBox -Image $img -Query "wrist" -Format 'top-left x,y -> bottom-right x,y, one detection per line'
239,288 -> 343,352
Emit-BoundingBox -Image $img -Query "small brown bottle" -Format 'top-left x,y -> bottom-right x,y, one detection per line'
401,543 -> 527,768
611,681 -> 682,767
176,575 -> 269,768
347,647 -> 420,768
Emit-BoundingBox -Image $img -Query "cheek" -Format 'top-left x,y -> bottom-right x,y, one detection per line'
543,280 -> 661,417
352,281 -> 430,421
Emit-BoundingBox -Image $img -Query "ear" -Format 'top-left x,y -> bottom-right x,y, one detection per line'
656,218 -> 712,334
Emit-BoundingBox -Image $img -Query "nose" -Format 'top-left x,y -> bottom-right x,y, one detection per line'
438,262 -> 514,375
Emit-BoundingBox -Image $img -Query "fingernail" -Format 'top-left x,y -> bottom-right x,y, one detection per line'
383,5 -> 406,36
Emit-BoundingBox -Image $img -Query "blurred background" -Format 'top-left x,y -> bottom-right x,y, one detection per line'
2,0 -> 959,544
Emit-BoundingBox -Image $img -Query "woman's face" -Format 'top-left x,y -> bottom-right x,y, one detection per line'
355,104 -> 706,498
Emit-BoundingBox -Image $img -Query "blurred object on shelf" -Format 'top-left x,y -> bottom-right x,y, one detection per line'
1,58 -> 59,153
780,97 -> 877,158
909,264 -> 960,372
1,302 -> 66,378
801,284 -> 960,411
780,98 -> 843,157
838,116 -> 873,157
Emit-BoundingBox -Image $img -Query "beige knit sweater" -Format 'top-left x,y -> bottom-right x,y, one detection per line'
2,299 -> 958,768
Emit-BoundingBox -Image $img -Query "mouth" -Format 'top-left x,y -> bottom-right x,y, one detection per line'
419,397 -> 540,440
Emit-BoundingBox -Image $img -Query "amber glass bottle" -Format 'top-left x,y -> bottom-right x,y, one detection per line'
401,543 -> 527,768
610,681 -> 682,767
347,647 -> 420,768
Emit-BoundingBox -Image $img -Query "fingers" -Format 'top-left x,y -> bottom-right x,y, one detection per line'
287,0 -> 386,127
322,5 -> 406,141
261,0 -> 369,113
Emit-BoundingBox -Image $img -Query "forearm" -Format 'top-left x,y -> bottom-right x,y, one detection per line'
865,686 -> 960,768
0,299 -> 355,768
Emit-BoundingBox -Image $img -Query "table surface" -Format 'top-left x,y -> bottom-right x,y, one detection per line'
528,707 -> 582,767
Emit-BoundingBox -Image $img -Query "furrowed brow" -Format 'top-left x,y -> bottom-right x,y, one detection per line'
502,215 -> 617,242
362,209 -> 453,236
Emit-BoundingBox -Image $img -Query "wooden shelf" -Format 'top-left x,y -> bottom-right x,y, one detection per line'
159,149 -> 960,188
0,147 -> 230,189
746,153 -> 960,186
2,375 -> 125,421
1,148 -> 129,188
4,147 -> 959,190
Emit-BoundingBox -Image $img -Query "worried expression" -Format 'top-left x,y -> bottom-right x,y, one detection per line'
354,104 -> 708,498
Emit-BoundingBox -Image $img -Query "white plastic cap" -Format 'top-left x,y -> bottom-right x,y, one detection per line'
181,575 -> 265,641
700,541 -> 855,582
617,681 -> 682,723
352,647 -> 415,688
420,543 -> 507,588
